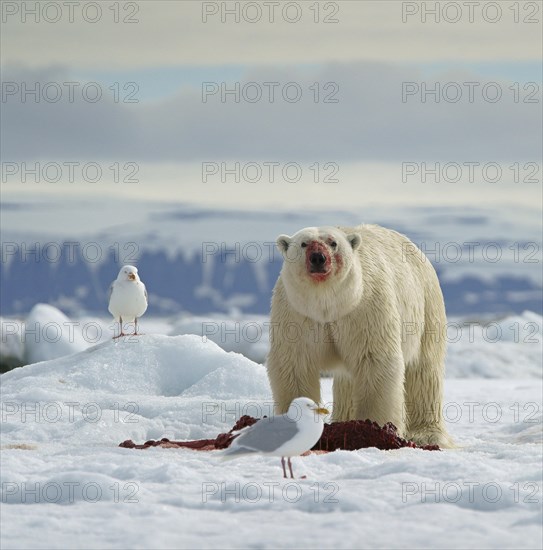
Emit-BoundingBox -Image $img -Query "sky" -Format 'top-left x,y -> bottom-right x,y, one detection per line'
1,0 -> 542,211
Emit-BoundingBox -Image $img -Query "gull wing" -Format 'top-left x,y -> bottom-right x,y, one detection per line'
227,415 -> 299,454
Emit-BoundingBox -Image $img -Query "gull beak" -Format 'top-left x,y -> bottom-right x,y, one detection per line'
314,407 -> 329,416
128,273 -> 136,281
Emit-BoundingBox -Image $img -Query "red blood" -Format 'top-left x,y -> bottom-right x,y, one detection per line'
119,416 -> 439,452
313,420 -> 440,451
334,251 -> 343,271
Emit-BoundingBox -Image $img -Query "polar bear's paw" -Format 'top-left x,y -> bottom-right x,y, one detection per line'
407,427 -> 455,449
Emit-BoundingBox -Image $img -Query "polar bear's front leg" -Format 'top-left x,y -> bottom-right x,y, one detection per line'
267,347 -> 322,414
349,356 -> 407,437
266,319 -> 323,414
332,375 -> 355,421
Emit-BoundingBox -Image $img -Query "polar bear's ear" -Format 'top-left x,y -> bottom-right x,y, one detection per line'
276,234 -> 292,253
347,233 -> 361,250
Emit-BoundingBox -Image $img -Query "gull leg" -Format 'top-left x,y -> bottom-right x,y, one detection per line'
281,457 -> 287,479
113,317 -> 126,339
287,458 -> 294,479
133,318 -> 144,336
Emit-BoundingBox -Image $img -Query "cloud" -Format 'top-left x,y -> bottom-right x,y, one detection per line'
1,62 -> 541,163
1,1 -> 541,69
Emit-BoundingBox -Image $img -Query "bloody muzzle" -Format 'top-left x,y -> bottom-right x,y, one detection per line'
305,241 -> 331,275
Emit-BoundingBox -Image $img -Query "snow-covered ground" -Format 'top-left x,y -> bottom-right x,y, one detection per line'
1,323 -> 542,549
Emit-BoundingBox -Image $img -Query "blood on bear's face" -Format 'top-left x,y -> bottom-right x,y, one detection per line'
303,237 -> 341,282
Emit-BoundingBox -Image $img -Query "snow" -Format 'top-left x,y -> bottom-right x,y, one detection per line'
169,314 -> 270,364
445,311 -> 543,378
0,306 -> 176,369
22,304 -> 88,365
1,330 -> 542,549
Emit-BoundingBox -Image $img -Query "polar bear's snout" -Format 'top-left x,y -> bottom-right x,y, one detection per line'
305,241 -> 332,278
309,251 -> 326,269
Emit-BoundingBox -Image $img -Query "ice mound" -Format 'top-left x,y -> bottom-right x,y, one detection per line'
1,334 -> 271,445
2,334 -> 266,398
23,304 -> 88,365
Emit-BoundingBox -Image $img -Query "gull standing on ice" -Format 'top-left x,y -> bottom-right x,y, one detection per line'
222,397 -> 329,478
108,265 -> 148,338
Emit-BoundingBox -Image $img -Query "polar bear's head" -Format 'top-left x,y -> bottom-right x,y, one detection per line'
276,226 -> 363,322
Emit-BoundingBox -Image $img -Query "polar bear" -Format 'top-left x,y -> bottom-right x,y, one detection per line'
267,224 -> 453,448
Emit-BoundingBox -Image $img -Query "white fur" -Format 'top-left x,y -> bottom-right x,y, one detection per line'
267,224 -> 453,448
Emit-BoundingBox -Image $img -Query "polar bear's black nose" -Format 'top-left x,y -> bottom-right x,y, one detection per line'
309,252 -> 326,267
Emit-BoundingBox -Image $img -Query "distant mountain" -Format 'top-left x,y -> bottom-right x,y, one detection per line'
1,200 -> 541,317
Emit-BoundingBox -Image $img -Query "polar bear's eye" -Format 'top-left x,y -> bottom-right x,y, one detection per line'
301,242 -> 307,248
330,241 -> 337,248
